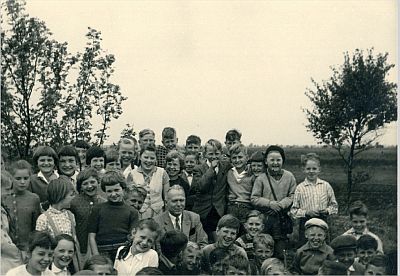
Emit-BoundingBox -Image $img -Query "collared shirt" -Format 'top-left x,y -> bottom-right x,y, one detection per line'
156,145 -> 169,168
50,263 -> 69,276
206,160 -> 218,174
37,171 -> 59,184
292,242 -> 335,275
168,212 -> 182,230
184,171 -> 193,186
114,247 -> 158,276
6,265 -> 55,276
343,228 -> 384,253
291,178 -> 338,218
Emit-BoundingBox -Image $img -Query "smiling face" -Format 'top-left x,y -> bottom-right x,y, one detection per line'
126,191 -> 145,210
254,244 -> 274,263
265,151 -> 283,172
250,161 -> 264,177
351,214 -> 368,234
12,169 -> 30,193
184,154 -> 197,174
27,246 -> 54,274
90,157 -> 104,172
182,247 -> 201,271
216,226 -> 237,248
204,145 -> 221,163
105,183 -> 124,203
166,158 -> 181,178
336,249 -> 356,268
139,133 -> 155,149
162,137 -> 178,151
244,216 -> 264,238
358,248 -> 377,265
166,189 -> 186,216
230,151 -> 248,171
59,156 -> 77,177
53,239 -> 74,270
305,226 -> 326,249
81,176 -> 99,197
37,155 -> 55,174
303,159 -> 321,182
131,228 -> 157,254
119,144 -> 135,168
140,150 -> 156,172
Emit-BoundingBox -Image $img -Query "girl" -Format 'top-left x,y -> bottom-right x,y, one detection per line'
128,145 -> 170,219
6,231 -> 56,276
2,160 -> 41,252
30,146 -> 59,204
36,177 -> 81,272
50,234 -> 75,276
114,218 -> 160,275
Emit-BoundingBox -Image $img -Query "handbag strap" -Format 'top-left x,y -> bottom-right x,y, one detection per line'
265,172 -> 278,201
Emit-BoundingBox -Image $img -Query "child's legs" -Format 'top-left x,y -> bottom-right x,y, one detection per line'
200,207 -> 221,244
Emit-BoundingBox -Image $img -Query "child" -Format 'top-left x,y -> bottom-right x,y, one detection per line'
2,160 -> 41,252
343,200 -> 384,253
88,170 -> 139,262
236,210 -> 265,260
138,129 -> 156,149
104,149 -> 121,172
331,235 -> 364,275
226,143 -> 254,223
208,247 -> 229,275
156,127 -> 178,168
177,242 -> 201,275
118,137 -> 137,178
158,230 -> 188,275
291,153 -> 338,245
260,258 -> 286,275
114,218 -> 160,275
201,214 -> 248,273
225,129 -> 242,149
86,146 -> 105,173
291,218 -> 335,275
224,254 -> 250,275
317,260 -> 348,275
355,234 -> 378,270
249,233 -> 275,274
58,146 -> 80,187
29,146 -> 59,204
185,135 -> 202,155
6,231 -> 56,276
51,234 -> 75,275
74,140 -> 90,171
364,255 -> 390,275
251,145 -> 297,259
192,139 -> 231,242
182,152 -> 199,210
165,150 -> 190,201
124,185 -> 146,214
249,150 -> 266,178
70,168 -> 106,260
83,255 -> 114,275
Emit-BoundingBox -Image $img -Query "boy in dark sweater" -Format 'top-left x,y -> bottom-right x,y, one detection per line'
88,171 -> 139,262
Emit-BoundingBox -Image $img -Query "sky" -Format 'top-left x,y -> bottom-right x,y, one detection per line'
25,0 -> 397,146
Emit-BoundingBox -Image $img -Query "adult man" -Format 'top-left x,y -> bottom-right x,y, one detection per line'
154,185 -> 208,248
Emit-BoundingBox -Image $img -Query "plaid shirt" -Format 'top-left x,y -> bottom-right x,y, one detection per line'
36,206 -> 75,237
156,145 -> 169,168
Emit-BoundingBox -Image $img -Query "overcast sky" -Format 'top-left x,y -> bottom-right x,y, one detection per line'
25,0 -> 397,146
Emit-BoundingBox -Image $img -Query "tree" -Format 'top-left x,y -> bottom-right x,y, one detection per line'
304,49 -> 397,206
120,124 -> 136,139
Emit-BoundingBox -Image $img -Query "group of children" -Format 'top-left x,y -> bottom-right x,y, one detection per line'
0,127 -> 393,275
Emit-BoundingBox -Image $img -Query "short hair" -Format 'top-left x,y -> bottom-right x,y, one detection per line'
260,258 -> 285,275
47,176 -> 74,205
217,214 -> 241,233
139,129 -> 155,139
136,267 -> 163,275
225,129 -> 242,142
139,144 -> 157,156
162,127 -> 176,139
118,137 -> 136,149
9,160 -> 32,176
185,241 -> 200,251
165,150 -> 184,171
32,146 -> 58,168
366,255 -> 389,274
86,146 -> 105,166
58,145 -> 80,163
209,247 -> 229,266
160,230 -> 188,259
229,143 -> 247,157
357,234 -> 378,251
253,233 -> 274,250
55,234 -> 75,247
74,140 -> 90,149
246,210 -> 265,223
318,260 -> 348,275
105,149 -> 119,164
1,170 -> 13,191
224,254 -> 249,273
76,168 -> 100,193
204,139 -> 222,152
349,200 -> 368,217
186,135 -> 201,146
166,184 -> 186,200
184,151 -> 199,162
125,185 -> 147,199
301,153 -> 320,167
28,231 -> 56,253
101,170 -> 127,192
83,255 -> 113,270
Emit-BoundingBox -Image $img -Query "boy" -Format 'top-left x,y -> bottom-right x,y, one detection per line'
225,129 -> 242,149
249,150 -> 265,177
185,135 -> 205,164
192,139 -> 231,242
292,218 -> 335,275
58,145 -> 80,186
236,210 -> 265,260
165,150 -> 190,200
182,151 -> 198,186
156,127 -> 178,168
118,137 -> 137,177
88,171 -> 139,262
355,234 -> 378,270
249,233 -> 274,274
158,230 -> 188,275
86,146 -> 105,173
177,242 -> 201,275
343,200 -> 384,253
124,186 -> 146,214
331,235 -> 364,275
201,214 -> 248,273
105,149 -> 121,172
317,260 -> 348,275
74,140 -> 90,171
224,254 -> 250,275
364,255 -> 389,275
208,248 -> 229,275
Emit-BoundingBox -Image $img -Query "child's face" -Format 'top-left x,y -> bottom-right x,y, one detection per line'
140,150 -> 156,172
28,246 -> 53,274
166,158 -> 181,178
364,264 -> 386,275
59,156 -> 77,177
75,147 -> 87,165
226,266 -> 247,275
184,155 -> 197,173
105,183 -> 124,203
90,157 -> 104,172
216,226 -> 237,248
230,151 -> 248,171
204,145 -> 221,163
265,151 -> 283,172
250,161 -> 264,177
162,136 -> 177,150
53,239 -> 74,269
182,247 -> 201,271
126,192 -> 145,210
186,143 -> 201,154
211,261 -> 225,275
105,161 -> 121,172
336,249 -> 356,268
305,226 -> 326,249
131,228 -> 157,254
81,176 -> 99,197
139,134 -> 155,148
244,216 -> 264,237
13,169 -> 30,193
37,155 -> 55,174
254,244 -> 274,263
59,190 -> 76,209
91,264 -> 112,275
303,159 -> 321,182
351,214 -> 367,234
119,144 -> 135,167
225,139 -> 240,150
358,248 -> 377,265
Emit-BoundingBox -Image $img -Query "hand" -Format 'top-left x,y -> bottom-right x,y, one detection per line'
306,210 -> 320,217
269,201 -> 282,212
211,160 -> 219,169
319,209 -> 329,216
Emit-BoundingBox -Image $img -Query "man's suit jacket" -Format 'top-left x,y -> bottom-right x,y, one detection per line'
191,161 -> 231,219
154,210 -> 208,248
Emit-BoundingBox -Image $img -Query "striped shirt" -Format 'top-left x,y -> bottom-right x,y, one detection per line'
290,178 -> 338,218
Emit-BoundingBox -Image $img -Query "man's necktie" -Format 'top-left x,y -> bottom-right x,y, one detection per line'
175,216 -> 181,231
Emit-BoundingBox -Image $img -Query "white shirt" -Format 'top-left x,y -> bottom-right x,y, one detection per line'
6,265 -> 55,276
206,160 -> 218,174
168,212 -> 182,230
50,263 -> 69,276
184,171 -> 193,186
343,227 -> 384,253
114,247 -> 158,275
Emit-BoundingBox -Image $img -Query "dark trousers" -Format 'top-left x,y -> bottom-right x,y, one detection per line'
200,207 -> 221,243
263,213 -> 288,260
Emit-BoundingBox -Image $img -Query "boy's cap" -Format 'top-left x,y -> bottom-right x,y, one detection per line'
321,260 -> 348,275
265,145 -> 285,163
249,151 -> 264,162
305,218 -> 328,231
331,235 -> 357,251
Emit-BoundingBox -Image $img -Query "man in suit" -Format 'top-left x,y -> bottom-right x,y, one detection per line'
154,185 -> 208,248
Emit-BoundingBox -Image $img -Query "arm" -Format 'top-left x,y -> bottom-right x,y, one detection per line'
148,250 -> 159,267
32,196 -> 42,230
162,170 -> 170,203
290,188 -> 307,219
326,183 -> 338,215
250,176 -> 271,208
35,214 -> 48,232
192,165 -> 216,194
194,215 -> 208,249
277,173 -> 296,209
87,205 -> 100,255
88,233 -> 99,255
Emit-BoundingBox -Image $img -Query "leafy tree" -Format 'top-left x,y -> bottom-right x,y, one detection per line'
120,124 -> 136,139
304,49 -> 397,206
